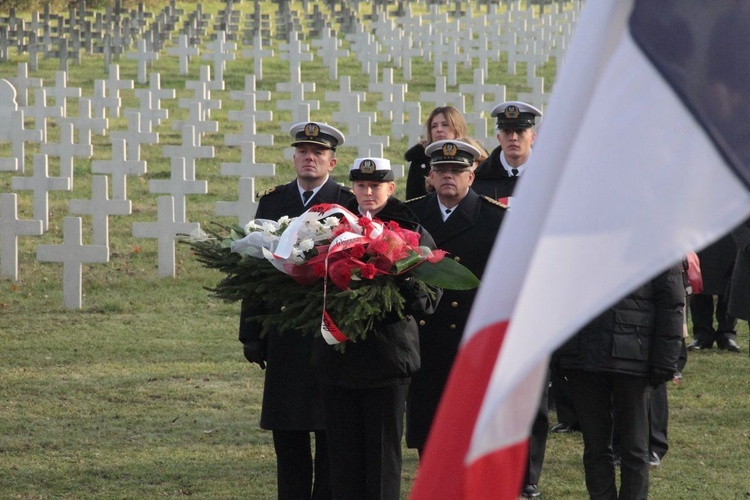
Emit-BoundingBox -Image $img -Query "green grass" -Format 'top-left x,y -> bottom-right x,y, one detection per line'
2,0 -> 750,498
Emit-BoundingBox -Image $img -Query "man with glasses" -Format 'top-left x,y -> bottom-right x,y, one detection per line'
405,140 -> 507,461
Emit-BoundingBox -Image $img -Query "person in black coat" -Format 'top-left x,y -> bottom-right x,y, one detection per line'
687,232 -> 739,351
472,100 -> 542,204
404,106 -> 468,200
728,217 -> 750,323
312,158 -> 441,500
239,122 -> 355,500
404,140 -> 506,457
555,265 -> 685,500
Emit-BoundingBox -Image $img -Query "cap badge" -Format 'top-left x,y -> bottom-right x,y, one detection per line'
504,106 -> 520,119
360,159 -> 376,174
304,123 -> 320,137
442,143 -> 457,157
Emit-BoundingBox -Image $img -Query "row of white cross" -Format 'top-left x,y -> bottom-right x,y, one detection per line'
0,0 -> 582,309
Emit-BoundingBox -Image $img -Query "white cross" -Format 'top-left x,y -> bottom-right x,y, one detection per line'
202,30 -> 235,84
110,110 -> 159,163
221,141 -> 275,178
1,109 -> 42,173
240,32 -> 273,81
40,122 -> 92,183
167,33 -> 199,75
0,193 -> 43,280
90,79 -> 119,120
44,70 -> 81,118
162,125 -> 214,181
61,98 -> 108,146
37,216 -> 109,309
68,175 -> 131,247
134,72 -> 174,131
215,177 -> 258,226
23,88 -> 62,142
148,157 -> 208,223
126,38 -> 158,84
181,65 -> 222,120
11,154 -> 70,231
9,62 -> 42,107
419,76 -> 465,113
172,100 -> 218,137
103,64 -> 133,118
92,138 -> 146,200
132,196 -> 199,278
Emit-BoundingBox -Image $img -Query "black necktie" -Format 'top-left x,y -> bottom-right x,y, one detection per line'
302,190 -> 313,204
511,168 -> 519,177
445,208 -> 452,214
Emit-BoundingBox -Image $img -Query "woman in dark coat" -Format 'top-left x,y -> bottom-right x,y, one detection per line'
404,106 -> 468,199
313,158 -> 441,500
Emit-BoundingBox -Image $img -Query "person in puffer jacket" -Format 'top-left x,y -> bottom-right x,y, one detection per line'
553,264 -> 685,500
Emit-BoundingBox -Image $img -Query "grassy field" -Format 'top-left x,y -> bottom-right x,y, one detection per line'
1,1 -> 750,498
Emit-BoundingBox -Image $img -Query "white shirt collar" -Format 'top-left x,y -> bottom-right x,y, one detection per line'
298,175 -> 329,205
500,150 -> 532,177
437,198 -> 456,222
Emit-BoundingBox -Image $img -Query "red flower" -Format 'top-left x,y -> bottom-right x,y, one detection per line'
386,220 -> 401,231
349,243 -> 366,259
368,238 -> 390,256
360,263 -> 377,279
312,262 -> 327,277
329,260 -> 354,290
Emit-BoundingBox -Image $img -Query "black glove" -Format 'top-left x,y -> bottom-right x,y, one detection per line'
649,367 -> 675,387
243,341 -> 266,369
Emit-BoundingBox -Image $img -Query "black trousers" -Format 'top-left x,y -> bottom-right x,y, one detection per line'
272,429 -> 331,500
550,369 -> 579,428
524,370 -> 549,486
690,293 -> 737,344
319,383 -> 408,500
567,370 -> 650,500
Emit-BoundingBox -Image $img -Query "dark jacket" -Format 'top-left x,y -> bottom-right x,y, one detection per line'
556,265 -> 685,382
238,176 -> 355,430
695,231 -> 736,295
404,189 -> 506,449
471,145 -> 518,201
405,143 -> 431,200
312,197 -> 441,388
729,218 -> 750,320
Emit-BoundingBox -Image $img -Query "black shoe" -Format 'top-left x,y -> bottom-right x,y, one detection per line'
521,484 -> 540,498
688,339 -> 713,351
550,423 -> 574,434
649,451 -> 662,467
718,338 -> 741,352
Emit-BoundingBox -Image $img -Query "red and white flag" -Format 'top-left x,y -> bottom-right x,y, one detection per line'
411,1 -> 750,498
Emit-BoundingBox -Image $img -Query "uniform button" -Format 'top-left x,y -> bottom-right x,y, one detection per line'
419,320 -> 426,327
453,256 -> 461,262
450,324 -> 457,329
280,305 -> 286,311
451,301 -> 458,308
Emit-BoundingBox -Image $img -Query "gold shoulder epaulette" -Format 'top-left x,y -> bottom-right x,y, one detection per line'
482,196 -> 508,209
257,185 -> 283,199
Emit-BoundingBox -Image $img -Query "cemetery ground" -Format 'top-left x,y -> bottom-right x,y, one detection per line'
1,0 -> 750,498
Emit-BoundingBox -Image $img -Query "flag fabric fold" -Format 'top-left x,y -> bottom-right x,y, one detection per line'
411,1 -> 750,498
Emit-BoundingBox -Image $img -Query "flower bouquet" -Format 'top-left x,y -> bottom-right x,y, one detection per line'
184,203 -> 479,344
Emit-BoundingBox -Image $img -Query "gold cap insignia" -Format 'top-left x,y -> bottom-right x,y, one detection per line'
442,143 -> 458,157
360,159 -> 376,174
504,106 -> 520,119
304,123 -> 320,137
